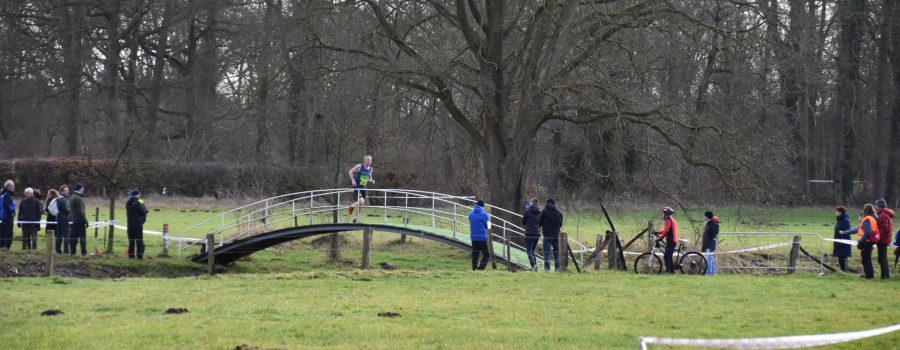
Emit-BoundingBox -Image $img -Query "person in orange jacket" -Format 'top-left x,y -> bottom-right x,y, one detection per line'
841,204 -> 880,279
656,207 -> 678,273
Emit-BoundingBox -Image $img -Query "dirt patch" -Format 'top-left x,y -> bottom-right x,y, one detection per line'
41,309 -> 64,316
234,344 -> 284,350
164,308 -> 188,314
0,254 -> 202,278
377,311 -> 401,318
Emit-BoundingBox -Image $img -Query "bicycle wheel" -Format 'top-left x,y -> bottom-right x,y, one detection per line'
678,251 -> 708,275
634,253 -> 662,274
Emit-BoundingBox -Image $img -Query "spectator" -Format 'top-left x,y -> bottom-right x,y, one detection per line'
0,180 -> 15,249
701,210 -> 719,275
55,185 -> 72,255
521,198 -> 541,271
45,189 -> 61,254
841,204 -> 880,279
539,198 -> 563,272
833,206 -> 852,272
875,199 -> 893,279
69,183 -> 88,257
16,188 -> 43,250
125,190 -> 149,259
468,200 -> 491,270
656,207 -> 678,274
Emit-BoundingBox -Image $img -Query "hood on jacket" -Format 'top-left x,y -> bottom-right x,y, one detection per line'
473,205 -> 484,213
527,204 -> 541,214
879,208 -> 895,218
711,216 -> 719,223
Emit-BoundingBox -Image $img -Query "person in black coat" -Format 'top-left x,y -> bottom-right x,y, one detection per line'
16,188 -> 43,250
521,198 -> 541,271
539,198 -> 564,272
126,190 -> 149,259
701,211 -> 719,275
833,206 -> 852,272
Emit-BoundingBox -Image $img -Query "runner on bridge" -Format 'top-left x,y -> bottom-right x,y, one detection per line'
348,155 -> 375,223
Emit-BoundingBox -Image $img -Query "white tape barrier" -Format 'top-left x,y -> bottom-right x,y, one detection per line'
638,323 -> 900,349
2,219 -> 201,244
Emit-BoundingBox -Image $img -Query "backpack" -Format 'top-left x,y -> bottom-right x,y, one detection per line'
48,198 -> 59,217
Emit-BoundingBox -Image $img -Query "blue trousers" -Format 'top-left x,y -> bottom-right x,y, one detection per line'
543,238 -> 559,271
525,237 -> 539,268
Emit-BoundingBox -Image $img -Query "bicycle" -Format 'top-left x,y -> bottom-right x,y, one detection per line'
633,238 -> 708,275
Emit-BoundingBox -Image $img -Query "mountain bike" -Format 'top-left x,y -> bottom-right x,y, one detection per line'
633,238 -> 707,275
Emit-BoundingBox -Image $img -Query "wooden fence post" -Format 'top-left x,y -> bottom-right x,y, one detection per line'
361,228 -> 373,269
594,234 -> 604,270
607,231 -> 618,270
45,230 -> 54,277
559,232 -> 569,272
93,207 -> 99,238
206,234 -> 215,276
788,235 -> 801,273
487,230 -> 497,270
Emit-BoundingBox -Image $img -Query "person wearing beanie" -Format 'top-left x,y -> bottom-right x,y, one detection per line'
832,206 -> 852,272
874,199 -> 893,279
521,198 -> 541,271
126,190 -> 149,259
68,183 -> 88,257
539,198 -> 563,272
701,211 -> 719,275
0,180 -> 16,249
468,200 -> 491,270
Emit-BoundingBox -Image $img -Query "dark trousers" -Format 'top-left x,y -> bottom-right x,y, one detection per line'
69,223 -> 87,256
471,240 -> 490,270
0,219 -> 13,249
543,238 -> 559,271
525,237 -> 539,268
21,226 -> 38,250
663,239 -> 676,274
56,221 -> 70,254
128,229 -> 145,259
860,247 -> 875,279
876,243 -> 890,279
837,257 -> 848,272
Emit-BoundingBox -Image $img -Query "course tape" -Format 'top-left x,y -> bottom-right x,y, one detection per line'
638,323 -> 900,349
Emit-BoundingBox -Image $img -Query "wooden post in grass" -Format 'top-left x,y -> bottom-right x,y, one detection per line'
93,207 -> 99,238
206,234 -> 215,276
594,234 -> 604,270
361,228 -> 373,269
45,230 -> 54,276
487,229 -> 497,270
559,232 -> 569,272
788,235 -> 801,274
607,231 -> 618,270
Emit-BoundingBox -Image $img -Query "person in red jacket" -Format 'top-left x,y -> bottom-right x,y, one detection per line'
875,199 -> 893,279
842,204 -> 880,279
656,207 -> 678,273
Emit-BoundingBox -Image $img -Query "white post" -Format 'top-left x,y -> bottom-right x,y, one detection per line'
309,195 -> 314,226
452,203 -> 457,239
431,193 -> 436,228
404,193 -> 409,228
383,190 -> 387,224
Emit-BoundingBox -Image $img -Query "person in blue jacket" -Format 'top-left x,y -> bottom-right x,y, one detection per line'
0,180 -> 16,249
833,206 -> 852,272
468,200 -> 490,270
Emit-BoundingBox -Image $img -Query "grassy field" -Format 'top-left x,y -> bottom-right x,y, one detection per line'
1,271 -> 898,349
1,200 -> 898,349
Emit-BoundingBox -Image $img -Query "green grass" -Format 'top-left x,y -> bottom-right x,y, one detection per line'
0,272 -> 897,349
2,204 -> 899,349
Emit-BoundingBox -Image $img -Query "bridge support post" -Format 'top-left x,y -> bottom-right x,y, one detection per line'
559,232 -> 569,272
594,234 -> 604,270
361,228 -> 373,269
206,234 -> 215,276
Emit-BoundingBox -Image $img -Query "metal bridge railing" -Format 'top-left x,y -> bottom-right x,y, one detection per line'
177,189 -> 589,260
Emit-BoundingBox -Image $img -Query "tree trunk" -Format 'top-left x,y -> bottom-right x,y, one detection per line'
103,0 -> 122,153
872,0 -> 893,199
884,2 -> 900,204
834,0 -> 866,204
60,0 -> 85,156
147,1 -> 173,154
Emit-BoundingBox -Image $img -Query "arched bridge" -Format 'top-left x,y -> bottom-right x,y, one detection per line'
177,189 -> 588,268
